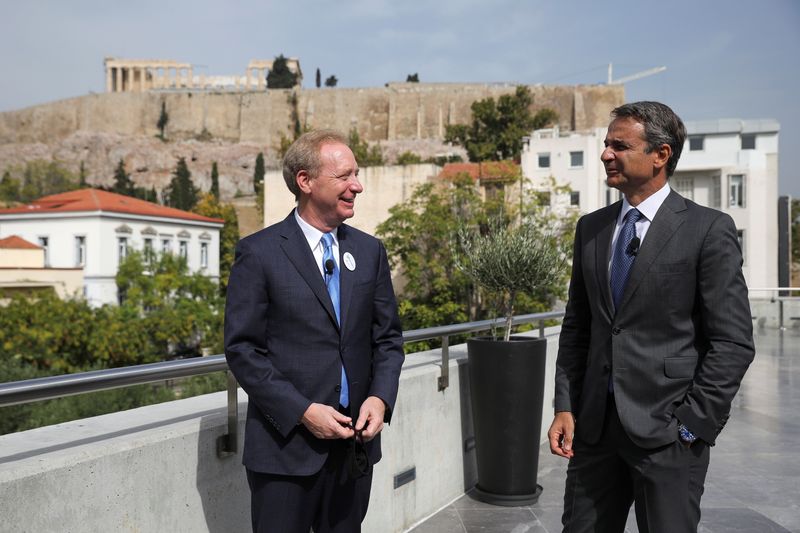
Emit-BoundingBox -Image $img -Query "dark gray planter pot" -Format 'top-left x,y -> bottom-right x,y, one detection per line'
467,336 -> 547,506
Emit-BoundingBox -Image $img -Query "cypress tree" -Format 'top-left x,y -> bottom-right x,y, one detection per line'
210,162 -> 220,200
164,157 -> 199,210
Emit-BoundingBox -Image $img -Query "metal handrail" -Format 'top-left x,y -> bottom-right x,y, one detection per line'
0,310 -> 565,456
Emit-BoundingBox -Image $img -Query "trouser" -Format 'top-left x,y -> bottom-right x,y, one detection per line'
561,396 -> 710,533
247,439 -> 373,533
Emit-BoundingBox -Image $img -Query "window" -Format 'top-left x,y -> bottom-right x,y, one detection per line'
570,191 -> 580,207
118,237 -> 128,262
537,153 -> 550,168
144,238 -> 154,264
179,240 -> 188,260
689,136 -> 704,151
606,188 -> 621,206
569,151 -> 584,168
711,175 -> 721,208
729,174 -> 745,207
161,239 -> 171,255
674,177 -> 694,200
74,236 -> 86,267
200,242 -> 209,269
741,134 -> 756,150
38,236 -> 50,267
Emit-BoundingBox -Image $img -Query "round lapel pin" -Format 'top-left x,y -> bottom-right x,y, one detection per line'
343,252 -> 356,271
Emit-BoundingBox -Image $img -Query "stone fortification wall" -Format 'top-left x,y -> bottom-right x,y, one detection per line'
0,83 -> 624,146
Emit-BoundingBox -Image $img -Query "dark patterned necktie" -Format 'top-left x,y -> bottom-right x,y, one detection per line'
610,208 -> 643,310
321,233 -> 349,408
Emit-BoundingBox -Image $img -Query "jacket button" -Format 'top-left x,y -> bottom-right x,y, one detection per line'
612,327 -> 621,335
335,385 -> 341,392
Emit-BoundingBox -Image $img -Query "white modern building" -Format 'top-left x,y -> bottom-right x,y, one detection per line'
0,189 -> 224,306
521,119 -> 780,288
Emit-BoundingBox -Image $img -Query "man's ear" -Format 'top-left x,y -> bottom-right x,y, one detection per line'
653,143 -> 671,172
296,170 -> 312,194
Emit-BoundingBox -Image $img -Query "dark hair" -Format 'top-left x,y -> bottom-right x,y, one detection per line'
282,129 -> 348,199
611,101 -> 686,177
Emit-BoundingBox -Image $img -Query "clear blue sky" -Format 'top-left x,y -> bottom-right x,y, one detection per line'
2,0 -> 798,195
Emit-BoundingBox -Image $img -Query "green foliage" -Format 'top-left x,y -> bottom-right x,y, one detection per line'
210,162 -> 220,200
406,73 -> 419,83
163,157 -> 199,210
6,160 -> 80,202
325,75 -> 338,88
454,218 -> 565,340
0,170 -> 20,202
157,101 -> 169,140
194,193 -> 239,296
112,158 -> 134,196
254,152 -> 265,194
316,68 -> 321,88
348,129 -> 384,167
444,86 -> 558,162
425,154 -> 464,166
396,151 -> 422,165
267,54 -> 299,89
377,173 -> 575,344
79,161 -> 88,187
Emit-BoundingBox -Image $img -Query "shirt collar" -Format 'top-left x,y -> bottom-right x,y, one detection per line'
618,182 -> 671,224
294,208 -> 338,250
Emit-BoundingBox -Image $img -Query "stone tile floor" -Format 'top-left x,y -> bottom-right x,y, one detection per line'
410,327 -> 800,532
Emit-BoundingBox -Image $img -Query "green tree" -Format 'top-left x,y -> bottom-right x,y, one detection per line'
0,170 -> 20,202
79,161 -> 88,187
348,129 -> 384,167
254,152 -> 265,194
267,54 -> 298,89
16,160 -> 79,202
112,158 -> 135,196
396,151 -> 422,165
210,162 -> 220,200
406,73 -> 419,83
157,101 -> 169,140
194,193 -> 239,296
163,157 -> 199,211
315,68 -> 321,88
325,75 -> 338,88
445,86 -> 558,162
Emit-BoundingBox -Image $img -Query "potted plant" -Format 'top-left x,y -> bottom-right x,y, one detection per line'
454,217 -> 564,506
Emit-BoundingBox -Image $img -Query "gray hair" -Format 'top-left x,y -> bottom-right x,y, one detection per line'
611,101 -> 686,177
282,129 -> 349,199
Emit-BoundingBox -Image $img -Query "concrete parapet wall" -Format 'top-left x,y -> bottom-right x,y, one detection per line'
0,84 -> 624,146
0,328 -> 560,533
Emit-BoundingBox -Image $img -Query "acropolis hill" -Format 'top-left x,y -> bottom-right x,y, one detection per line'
0,57 -> 624,200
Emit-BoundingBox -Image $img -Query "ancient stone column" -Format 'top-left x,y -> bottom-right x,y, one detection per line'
106,66 -> 113,92
115,67 -> 122,93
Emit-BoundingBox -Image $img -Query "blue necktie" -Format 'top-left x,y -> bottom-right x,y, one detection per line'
321,233 -> 349,408
610,208 -> 643,311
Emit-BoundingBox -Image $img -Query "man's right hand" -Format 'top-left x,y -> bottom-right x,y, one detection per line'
548,411 -> 576,459
301,403 -> 356,440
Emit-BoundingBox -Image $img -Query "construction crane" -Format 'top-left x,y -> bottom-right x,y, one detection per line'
607,63 -> 666,85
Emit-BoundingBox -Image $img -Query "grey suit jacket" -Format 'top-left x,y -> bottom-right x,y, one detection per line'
224,212 -> 404,475
554,190 -> 754,448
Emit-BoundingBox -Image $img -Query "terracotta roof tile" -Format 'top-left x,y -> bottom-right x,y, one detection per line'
0,189 -> 224,225
0,235 -> 41,249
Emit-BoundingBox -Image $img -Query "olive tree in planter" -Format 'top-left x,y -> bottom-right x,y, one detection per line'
454,218 -> 564,506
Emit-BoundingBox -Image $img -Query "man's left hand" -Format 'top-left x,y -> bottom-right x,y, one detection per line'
354,396 -> 386,442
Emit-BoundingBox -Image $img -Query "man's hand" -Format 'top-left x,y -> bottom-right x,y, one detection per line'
301,403 -> 355,440
354,396 -> 386,442
548,411 -> 576,459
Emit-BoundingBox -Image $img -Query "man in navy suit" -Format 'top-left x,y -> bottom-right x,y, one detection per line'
547,102 -> 754,532
225,130 -> 404,532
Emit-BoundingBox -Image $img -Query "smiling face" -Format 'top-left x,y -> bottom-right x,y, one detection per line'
296,142 -> 363,232
601,116 -> 670,204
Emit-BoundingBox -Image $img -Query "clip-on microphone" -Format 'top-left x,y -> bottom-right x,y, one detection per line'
626,237 -> 640,257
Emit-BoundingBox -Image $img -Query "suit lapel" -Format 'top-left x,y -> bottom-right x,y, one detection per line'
338,224 -> 356,333
595,203 -> 620,319
618,191 -> 687,310
278,213 -> 339,330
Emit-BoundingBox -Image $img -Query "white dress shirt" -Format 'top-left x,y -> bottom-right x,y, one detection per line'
294,209 -> 339,278
608,182 -> 671,274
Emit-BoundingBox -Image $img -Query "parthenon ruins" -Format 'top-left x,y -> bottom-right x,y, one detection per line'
103,57 -> 303,93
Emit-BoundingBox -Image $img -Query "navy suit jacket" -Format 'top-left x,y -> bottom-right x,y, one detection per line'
224,211 -> 404,475
555,190 -> 755,449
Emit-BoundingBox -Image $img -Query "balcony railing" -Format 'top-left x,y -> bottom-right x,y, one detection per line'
0,311 -> 565,456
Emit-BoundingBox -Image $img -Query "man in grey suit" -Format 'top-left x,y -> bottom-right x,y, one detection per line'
547,101 -> 754,533
225,130 -> 404,532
